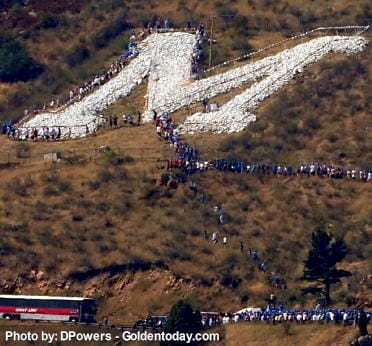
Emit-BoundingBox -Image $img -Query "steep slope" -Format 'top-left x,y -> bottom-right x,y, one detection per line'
0,0 -> 370,332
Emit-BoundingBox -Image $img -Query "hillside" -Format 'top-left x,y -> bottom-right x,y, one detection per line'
222,323 -> 361,346
0,0 -> 370,119
0,0 -> 371,344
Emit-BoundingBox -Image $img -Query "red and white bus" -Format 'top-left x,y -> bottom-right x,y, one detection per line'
0,295 -> 96,322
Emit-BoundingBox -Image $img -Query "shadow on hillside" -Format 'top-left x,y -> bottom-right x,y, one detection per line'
68,260 -> 168,281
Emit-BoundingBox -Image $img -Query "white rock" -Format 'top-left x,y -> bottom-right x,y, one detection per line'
19,32 -> 368,138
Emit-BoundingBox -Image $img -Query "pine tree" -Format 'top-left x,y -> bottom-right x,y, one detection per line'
162,300 -> 202,346
302,229 -> 351,306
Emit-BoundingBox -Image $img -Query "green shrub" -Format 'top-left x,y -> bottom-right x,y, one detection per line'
97,169 -> 114,183
72,215 -> 84,222
231,35 -> 253,53
9,177 -> 28,197
88,180 -> 101,190
93,17 -> 131,49
123,155 -> 135,163
220,274 -> 241,289
16,142 -> 31,159
100,149 -> 123,166
43,184 -> 59,196
39,14 -> 60,29
305,116 -> 321,130
64,45 -> 90,67
56,180 -> 72,192
0,35 -> 43,82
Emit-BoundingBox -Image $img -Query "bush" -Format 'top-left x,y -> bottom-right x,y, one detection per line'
233,15 -> 252,36
43,184 -> 59,196
72,215 -> 84,222
123,155 -> 135,163
217,5 -> 237,24
231,35 -> 253,53
97,169 -> 114,183
100,149 -> 121,165
93,17 -> 131,49
104,219 -> 114,228
305,116 -> 321,130
39,14 -> 60,29
64,45 -> 90,67
64,154 -> 86,165
56,180 -> 72,192
9,177 -> 28,197
16,142 -> 31,159
87,180 -> 100,190
0,35 -> 44,82
221,275 -> 241,289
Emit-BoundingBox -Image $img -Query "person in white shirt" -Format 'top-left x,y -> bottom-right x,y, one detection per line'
212,232 -> 218,244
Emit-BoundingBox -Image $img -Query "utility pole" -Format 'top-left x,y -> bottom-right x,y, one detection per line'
208,13 -> 214,69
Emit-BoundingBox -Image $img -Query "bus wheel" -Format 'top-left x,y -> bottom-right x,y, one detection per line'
3,315 -> 10,320
69,317 -> 77,323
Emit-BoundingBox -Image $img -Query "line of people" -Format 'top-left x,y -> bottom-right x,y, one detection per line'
153,106 -> 372,315
15,32 -> 141,128
191,23 -> 205,78
203,307 -> 370,327
205,207 -> 287,291
1,120 -> 101,141
1,120 -> 63,140
152,106 -> 372,331
154,114 -> 289,292
154,111 -> 199,172
16,20 -> 203,127
212,160 -> 372,182
164,156 -> 371,183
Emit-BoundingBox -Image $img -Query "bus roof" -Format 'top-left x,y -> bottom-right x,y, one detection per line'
0,295 -> 93,301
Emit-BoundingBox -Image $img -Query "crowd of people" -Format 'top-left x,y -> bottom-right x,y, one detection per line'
150,101 -> 371,337
204,204 -> 287,291
212,159 -> 372,182
152,79 -> 370,304
144,17 -> 171,33
191,23 -> 205,78
153,110 -> 200,176
15,31 -> 141,128
153,109 -> 290,292
15,18 -> 203,128
0,120 -> 100,141
202,306 -> 371,327
164,157 -> 371,183
1,120 -> 66,140
8,20 -> 204,139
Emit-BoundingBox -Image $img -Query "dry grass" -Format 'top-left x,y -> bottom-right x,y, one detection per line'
223,323 -> 359,346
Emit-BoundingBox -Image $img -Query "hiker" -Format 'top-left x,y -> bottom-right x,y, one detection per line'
137,111 -> 141,126
202,98 -> 209,112
212,232 -> 218,244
